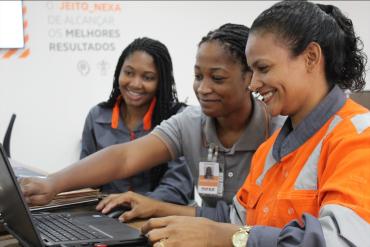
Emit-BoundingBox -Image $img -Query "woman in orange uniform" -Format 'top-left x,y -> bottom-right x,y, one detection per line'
138,1 -> 370,246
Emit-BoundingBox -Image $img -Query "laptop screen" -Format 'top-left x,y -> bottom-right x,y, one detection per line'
0,144 -> 43,247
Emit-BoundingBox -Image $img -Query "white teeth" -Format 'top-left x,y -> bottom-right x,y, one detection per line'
127,89 -> 143,96
262,91 -> 274,101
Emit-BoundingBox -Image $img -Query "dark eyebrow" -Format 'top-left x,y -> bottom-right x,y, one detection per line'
194,65 -> 227,73
123,65 -> 156,75
122,65 -> 133,70
143,71 -> 156,75
194,66 -> 224,70
209,67 -> 225,72
250,60 -> 260,68
250,59 -> 268,69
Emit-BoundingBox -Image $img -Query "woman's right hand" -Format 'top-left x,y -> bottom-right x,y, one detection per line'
96,191 -> 162,222
19,176 -> 58,206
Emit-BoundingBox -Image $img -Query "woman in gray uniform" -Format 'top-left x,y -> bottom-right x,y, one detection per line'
21,24 -> 283,216
96,23 -> 284,222
79,37 -> 193,205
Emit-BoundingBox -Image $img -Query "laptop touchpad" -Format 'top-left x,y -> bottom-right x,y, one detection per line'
74,214 -> 142,239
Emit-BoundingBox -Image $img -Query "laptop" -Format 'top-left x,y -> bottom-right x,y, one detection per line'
0,144 -> 147,247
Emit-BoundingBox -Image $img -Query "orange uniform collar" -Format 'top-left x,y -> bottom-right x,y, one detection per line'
111,96 -> 157,131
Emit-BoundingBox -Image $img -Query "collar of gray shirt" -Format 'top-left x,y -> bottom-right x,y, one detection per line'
203,96 -> 271,155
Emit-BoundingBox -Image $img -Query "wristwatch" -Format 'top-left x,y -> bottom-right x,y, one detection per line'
232,225 -> 252,247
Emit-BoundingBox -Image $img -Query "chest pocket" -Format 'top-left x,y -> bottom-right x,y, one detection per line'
244,185 -> 263,225
271,190 -> 319,228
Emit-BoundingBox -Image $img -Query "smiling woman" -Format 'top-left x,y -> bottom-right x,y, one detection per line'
131,2 -> 370,246
246,31 -> 316,121
193,41 -> 253,121
118,51 -> 158,114
79,37 -> 193,205
20,23 -> 284,212
233,1 -> 370,246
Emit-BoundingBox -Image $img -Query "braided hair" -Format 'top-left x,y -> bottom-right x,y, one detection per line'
198,23 -> 251,72
100,37 -> 185,191
250,0 -> 367,91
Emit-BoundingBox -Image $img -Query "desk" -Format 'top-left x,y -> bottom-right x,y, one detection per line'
0,204 -> 147,247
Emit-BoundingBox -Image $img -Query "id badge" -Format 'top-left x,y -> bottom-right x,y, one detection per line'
198,161 -> 223,197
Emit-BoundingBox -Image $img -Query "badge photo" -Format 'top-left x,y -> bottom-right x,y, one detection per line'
198,161 -> 219,195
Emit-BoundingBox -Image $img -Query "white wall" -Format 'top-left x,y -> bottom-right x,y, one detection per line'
0,1 -> 369,173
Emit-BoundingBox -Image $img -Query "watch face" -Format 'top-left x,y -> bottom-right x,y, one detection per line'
232,232 -> 248,247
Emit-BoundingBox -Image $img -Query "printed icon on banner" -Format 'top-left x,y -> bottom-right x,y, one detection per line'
77,60 -> 90,76
97,60 -> 109,76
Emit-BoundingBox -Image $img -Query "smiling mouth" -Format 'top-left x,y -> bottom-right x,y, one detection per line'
199,99 -> 220,103
125,88 -> 145,97
260,90 -> 276,102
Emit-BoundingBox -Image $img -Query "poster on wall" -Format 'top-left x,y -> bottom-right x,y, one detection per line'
0,1 -> 126,172
0,1 -> 24,48
0,1 -> 123,75
45,1 -> 122,76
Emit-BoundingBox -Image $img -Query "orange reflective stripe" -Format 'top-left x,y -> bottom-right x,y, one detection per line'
111,95 -> 122,129
143,97 -> 157,131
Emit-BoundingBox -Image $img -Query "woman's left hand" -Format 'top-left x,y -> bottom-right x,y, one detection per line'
141,215 -> 239,247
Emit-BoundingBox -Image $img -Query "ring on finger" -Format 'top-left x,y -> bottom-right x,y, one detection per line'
158,238 -> 167,247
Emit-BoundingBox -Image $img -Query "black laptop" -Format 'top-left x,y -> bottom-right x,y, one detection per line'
0,144 -> 147,246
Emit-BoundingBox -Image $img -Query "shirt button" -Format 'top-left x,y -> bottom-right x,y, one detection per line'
228,172 -> 234,178
284,172 -> 289,178
288,208 -> 294,215
263,206 -> 269,214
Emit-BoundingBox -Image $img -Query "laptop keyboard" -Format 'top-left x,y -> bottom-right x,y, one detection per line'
33,214 -> 107,242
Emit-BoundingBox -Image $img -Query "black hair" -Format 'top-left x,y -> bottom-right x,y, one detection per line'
100,37 -> 184,126
198,23 -> 250,73
250,0 -> 367,91
100,37 -> 185,191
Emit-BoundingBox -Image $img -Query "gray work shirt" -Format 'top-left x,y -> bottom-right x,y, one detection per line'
80,104 -> 193,205
152,97 -> 284,207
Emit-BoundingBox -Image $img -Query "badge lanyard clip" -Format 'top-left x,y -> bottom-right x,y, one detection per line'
207,143 -> 219,162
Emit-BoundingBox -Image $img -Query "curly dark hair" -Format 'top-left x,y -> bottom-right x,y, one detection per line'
250,0 -> 367,92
